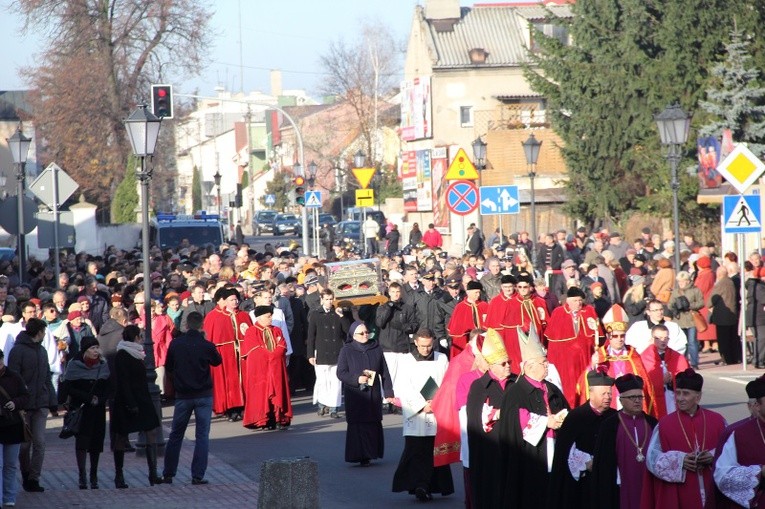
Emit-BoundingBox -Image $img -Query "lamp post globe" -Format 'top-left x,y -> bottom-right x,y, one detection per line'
354,150 -> 366,169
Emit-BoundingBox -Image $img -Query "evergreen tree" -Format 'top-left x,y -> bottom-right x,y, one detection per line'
260,167 -> 292,211
699,28 -> 765,156
111,156 -> 139,224
191,166 -> 202,212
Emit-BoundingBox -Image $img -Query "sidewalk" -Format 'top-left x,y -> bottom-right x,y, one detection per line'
15,413 -> 258,509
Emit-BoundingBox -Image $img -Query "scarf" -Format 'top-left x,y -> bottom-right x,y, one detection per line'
117,340 -> 146,360
167,307 -> 183,324
63,358 -> 109,381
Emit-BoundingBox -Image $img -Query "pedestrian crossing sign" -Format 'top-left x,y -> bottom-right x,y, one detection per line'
723,194 -> 761,234
305,191 -> 322,208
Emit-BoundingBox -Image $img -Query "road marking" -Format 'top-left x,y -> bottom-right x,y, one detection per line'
719,376 -> 752,385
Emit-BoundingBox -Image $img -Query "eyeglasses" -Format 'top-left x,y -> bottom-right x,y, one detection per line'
620,395 -> 644,401
494,361 -> 511,367
610,334 -> 626,339
355,331 -> 369,336
648,308 -> 664,312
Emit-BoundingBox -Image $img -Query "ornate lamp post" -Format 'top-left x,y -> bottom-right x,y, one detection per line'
472,137 -> 487,235
654,103 -> 691,274
7,126 -> 32,283
353,150 -> 368,256
124,104 -> 163,451
522,133 -> 542,259
213,170 -> 222,217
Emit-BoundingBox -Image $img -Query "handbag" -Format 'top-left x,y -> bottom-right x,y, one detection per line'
0,384 -> 28,441
59,403 -> 84,439
691,310 -> 708,333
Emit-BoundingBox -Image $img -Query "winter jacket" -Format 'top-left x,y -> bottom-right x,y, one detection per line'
375,300 -> 418,353
179,300 -> 215,332
412,289 -> 447,341
7,330 -> 56,410
306,307 -> 352,365
745,278 -> 765,327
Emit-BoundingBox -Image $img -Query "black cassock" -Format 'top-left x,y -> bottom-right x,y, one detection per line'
547,402 -> 616,509
497,375 -> 569,508
589,411 -> 658,509
466,371 -> 517,509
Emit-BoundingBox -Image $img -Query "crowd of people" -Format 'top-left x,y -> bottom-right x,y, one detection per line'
0,221 -> 760,507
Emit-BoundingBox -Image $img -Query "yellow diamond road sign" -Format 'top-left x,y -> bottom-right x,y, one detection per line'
716,144 -> 765,194
352,167 -> 376,189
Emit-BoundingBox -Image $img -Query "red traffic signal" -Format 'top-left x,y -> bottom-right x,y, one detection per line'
151,84 -> 173,119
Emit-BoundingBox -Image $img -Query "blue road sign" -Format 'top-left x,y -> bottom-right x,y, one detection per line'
479,185 -> 520,215
446,180 -> 479,216
723,194 -> 761,234
264,194 -> 276,205
305,190 -> 322,208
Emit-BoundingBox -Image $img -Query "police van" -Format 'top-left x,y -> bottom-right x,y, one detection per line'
147,213 -> 225,250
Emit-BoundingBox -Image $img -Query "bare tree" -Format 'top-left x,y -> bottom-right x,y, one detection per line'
13,0 -> 212,214
319,20 -> 401,164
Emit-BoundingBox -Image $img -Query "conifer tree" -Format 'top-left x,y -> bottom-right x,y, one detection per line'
191,166 -> 202,212
111,156 -> 139,224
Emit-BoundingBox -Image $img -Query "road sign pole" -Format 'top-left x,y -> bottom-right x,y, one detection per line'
52,164 -> 61,288
363,208 -> 367,257
741,233 -> 748,372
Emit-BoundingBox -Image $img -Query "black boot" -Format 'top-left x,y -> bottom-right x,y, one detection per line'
89,452 -> 100,489
76,449 -> 88,489
114,450 -> 128,489
146,444 -> 163,486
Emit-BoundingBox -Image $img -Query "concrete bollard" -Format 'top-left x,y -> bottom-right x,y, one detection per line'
257,456 -> 319,509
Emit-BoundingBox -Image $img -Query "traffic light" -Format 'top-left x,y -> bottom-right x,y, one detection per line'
293,176 -> 306,206
151,84 -> 173,119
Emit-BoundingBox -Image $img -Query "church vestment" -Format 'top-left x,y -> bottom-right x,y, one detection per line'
203,307 -> 252,415
714,417 -> 765,508
640,345 -> 690,419
432,345 -> 475,467
447,299 -> 487,358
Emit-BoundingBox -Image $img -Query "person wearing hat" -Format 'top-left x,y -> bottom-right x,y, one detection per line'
589,281 -> 611,318
642,369 -> 727,509
447,280 -> 488,358
240,305 -> 292,430
59,335 -> 111,490
577,304 -> 654,414
590,374 -> 659,509
553,258 -> 581,305
412,272 -> 447,352
336,320 -> 394,466
203,287 -> 253,422
625,298 -> 687,356
438,277 -> 464,341
464,329 -> 517,507
640,324 -> 690,419
496,327 -> 569,508
606,231 -> 629,260
545,286 -> 600,407
302,274 -> 322,314
549,367 -> 616,509
713,375 -> 765,507
392,328 -> 452,502
485,274 -> 522,366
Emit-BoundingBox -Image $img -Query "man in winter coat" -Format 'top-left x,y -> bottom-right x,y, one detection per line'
8,318 -> 56,493
179,284 -> 215,333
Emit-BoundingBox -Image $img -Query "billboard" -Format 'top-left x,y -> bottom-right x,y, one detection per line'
400,77 -> 432,141
402,151 -> 418,212
431,147 -> 450,230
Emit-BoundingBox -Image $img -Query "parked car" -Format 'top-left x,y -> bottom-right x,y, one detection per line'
253,210 -> 277,235
303,213 -> 338,236
273,213 -> 301,236
334,220 -> 363,247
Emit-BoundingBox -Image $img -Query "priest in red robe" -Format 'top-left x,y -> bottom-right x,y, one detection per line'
507,274 -> 548,339
713,376 -> 765,508
447,281 -> 487,358
241,305 -> 292,430
590,374 -> 658,509
545,287 -> 600,407
484,274 -> 519,365
640,323 -> 690,419
203,287 -> 252,421
642,369 -> 727,509
576,304 -> 655,415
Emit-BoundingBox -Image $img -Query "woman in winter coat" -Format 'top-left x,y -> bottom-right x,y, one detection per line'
59,336 -> 111,490
111,325 -> 162,488
409,223 -> 423,247
336,320 -> 394,466
668,271 -> 705,369
152,299 -> 175,398
0,349 -> 29,506
694,255 -> 717,353
622,275 -> 648,326
650,258 -> 675,305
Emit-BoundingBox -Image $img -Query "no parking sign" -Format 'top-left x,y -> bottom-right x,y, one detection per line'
446,180 -> 479,216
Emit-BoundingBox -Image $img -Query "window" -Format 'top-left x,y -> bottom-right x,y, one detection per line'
530,21 -> 570,53
460,106 -> 474,127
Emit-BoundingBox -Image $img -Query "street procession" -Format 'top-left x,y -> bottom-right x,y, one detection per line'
3,0 -> 765,507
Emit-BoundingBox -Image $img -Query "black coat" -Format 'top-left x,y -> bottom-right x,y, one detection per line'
467,371 -> 516,509
375,300 -> 418,353
385,229 -> 400,254
111,349 -> 161,435
179,300 -> 215,332
412,289 -> 446,341
7,331 -> 56,410
306,308 -> 351,365
289,295 -> 309,356
547,402 -> 616,509
59,359 -> 111,453
0,366 -> 30,444
498,376 -> 569,508
336,339 -> 393,423
97,318 -> 124,383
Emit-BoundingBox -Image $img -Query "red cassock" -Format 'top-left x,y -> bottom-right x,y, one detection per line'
240,322 -> 292,428
432,346 -> 476,467
545,304 -> 600,407
507,294 -> 548,337
641,408 -> 726,509
640,345 -> 690,419
575,345 -> 656,415
203,307 -> 252,414
485,294 -> 521,368
447,299 -> 487,358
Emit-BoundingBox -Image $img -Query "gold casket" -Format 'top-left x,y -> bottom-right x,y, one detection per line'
325,258 -> 388,306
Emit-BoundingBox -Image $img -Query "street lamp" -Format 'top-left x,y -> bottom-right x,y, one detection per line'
354,151 -> 369,256
213,170 -> 222,217
654,103 -> 691,274
7,125 -> 32,284
522,133 -> 542,260
335,159 -> 347,219
123,104 -> 163,452
472,137 -> 487,238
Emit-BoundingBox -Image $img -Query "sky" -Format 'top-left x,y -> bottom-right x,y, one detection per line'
0,0 -> 426,98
